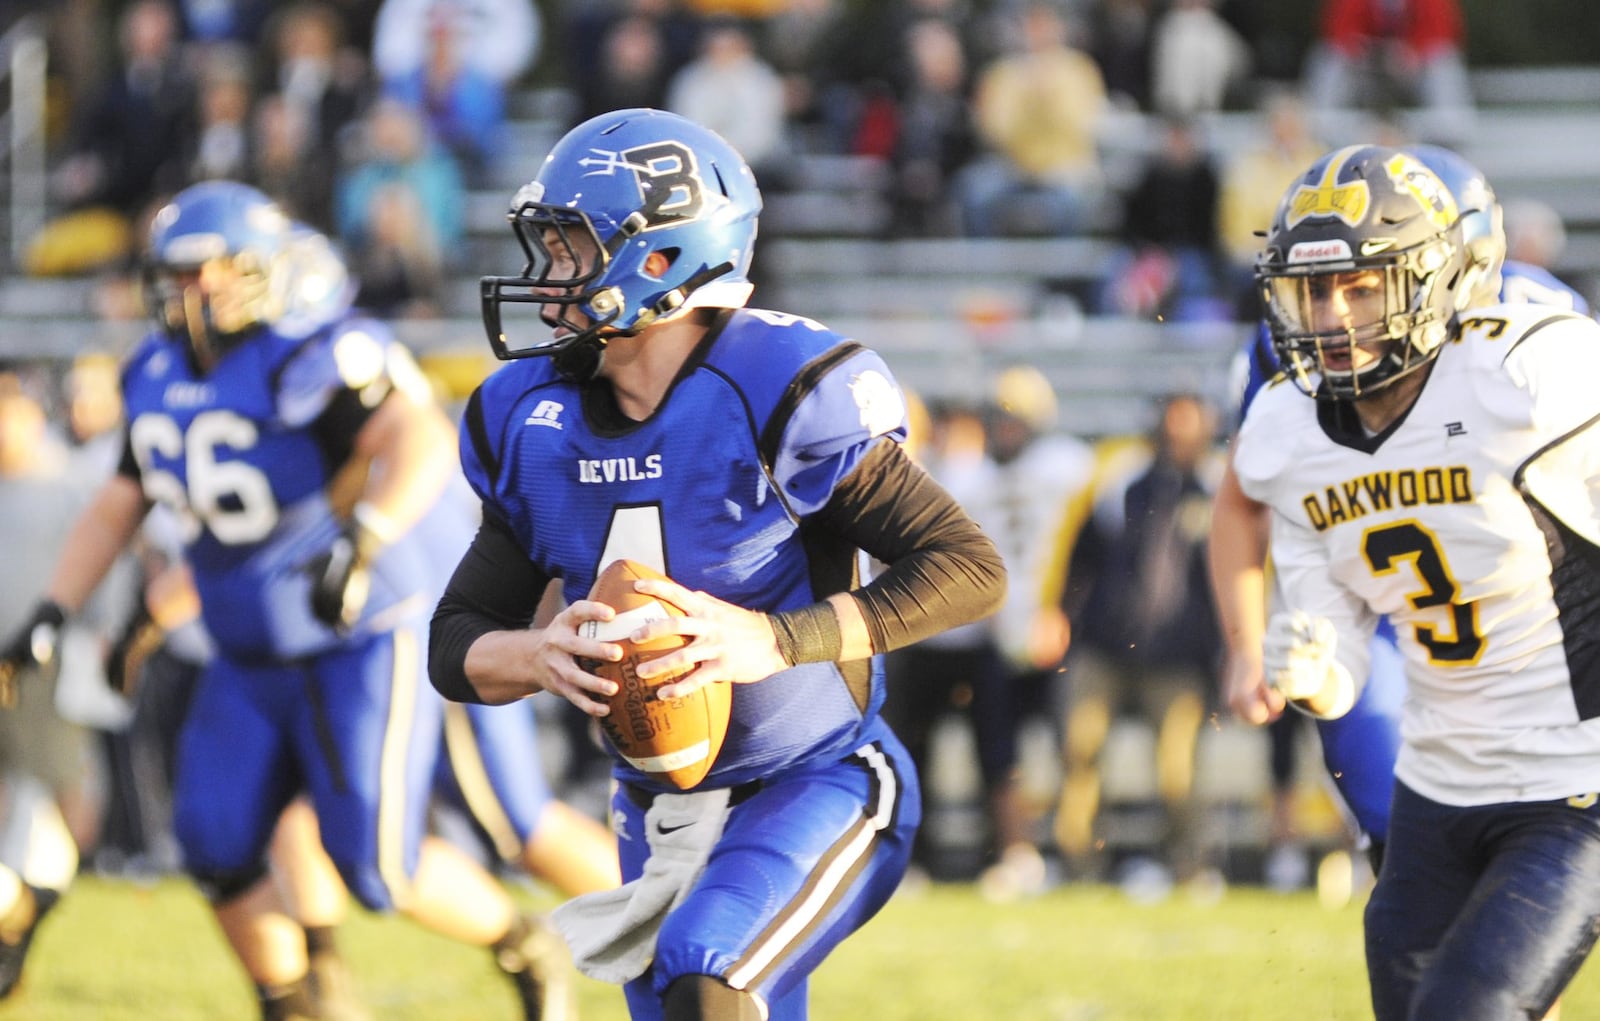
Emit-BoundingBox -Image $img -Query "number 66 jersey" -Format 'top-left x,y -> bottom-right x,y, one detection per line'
118,318 -> 442,661
1234,304 -> 1600,807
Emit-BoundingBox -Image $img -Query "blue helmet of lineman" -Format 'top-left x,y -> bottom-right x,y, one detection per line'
146,181 -> 295,366
1408,143 -> 1505,309
479,108 -> 762,379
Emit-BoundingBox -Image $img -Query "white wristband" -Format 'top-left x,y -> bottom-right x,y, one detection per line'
351,501 -> 401,546
1282,660 -> 1357,720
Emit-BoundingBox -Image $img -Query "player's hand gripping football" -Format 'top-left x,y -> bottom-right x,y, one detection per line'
307,518 -> 381,632
528,598 -> 626,716
625,577 -> 791,699
1263,611 -> 1350,709
0,601 -> 66,709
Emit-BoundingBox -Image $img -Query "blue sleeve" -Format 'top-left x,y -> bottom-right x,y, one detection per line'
1238,321 -> 1279,421
274,321 -> 401,429
458,385 -> 500,511
771,348 -> 909,517
1501,260 -> 1592,317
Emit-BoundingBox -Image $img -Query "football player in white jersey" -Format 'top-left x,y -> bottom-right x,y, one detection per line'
1234,143 -> 1600,1020
1209,143 -> 1594,885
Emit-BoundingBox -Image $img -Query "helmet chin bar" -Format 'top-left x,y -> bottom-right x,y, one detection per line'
480,274 -> 623,363
1261,251 -> 1456,402
1276,326 -> 1441,401
479,261 -> 735,371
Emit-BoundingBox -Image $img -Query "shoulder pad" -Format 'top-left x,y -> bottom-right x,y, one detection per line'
1233,383 -> 1313,503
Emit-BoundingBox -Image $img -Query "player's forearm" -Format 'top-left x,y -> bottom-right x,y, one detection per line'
1207,458 -> 1271,653
47,475 -> 148,614
429,516 -> 547,703
430,605 -> 532,705
766,591 -> 872,667
350,395 -> 457,539
822,442 -> 1007,654
457,628 -> 547,705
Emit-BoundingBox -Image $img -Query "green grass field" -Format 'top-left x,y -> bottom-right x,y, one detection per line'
8,875 -> 1600,1020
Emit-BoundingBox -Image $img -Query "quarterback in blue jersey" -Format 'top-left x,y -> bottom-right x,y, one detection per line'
429,108 -> 1006,1021
0,182 -> 571,1020
1208,143 -> 1591,871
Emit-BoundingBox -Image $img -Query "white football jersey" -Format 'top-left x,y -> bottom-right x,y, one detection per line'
1236,304 -> 1600,806
924,432 -> 1096,662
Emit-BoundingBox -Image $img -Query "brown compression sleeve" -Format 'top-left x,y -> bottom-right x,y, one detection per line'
813,440 -> 1006,655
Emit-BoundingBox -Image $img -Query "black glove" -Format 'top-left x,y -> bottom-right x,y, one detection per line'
106,605 -> 164,697
0,600 -> 66,708
307,517 -> 383,632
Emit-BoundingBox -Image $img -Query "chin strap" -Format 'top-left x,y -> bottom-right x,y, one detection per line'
631,262 -> 735,331
553,339 -> 606,382
555,262 -> 737,383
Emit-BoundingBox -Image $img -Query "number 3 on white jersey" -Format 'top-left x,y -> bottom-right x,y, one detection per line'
1363,519 -> 1486,666
129,411 -> 279,545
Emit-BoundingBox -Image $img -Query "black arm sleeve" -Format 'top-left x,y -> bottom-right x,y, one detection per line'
813,440 -> 1006,654
428,511 -> 552,703
116,422 -> 139,480
310,383 -> 388,470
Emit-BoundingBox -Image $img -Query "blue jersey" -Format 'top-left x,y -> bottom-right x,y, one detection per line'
120,319 -> 441,661
461,308 -> 911,793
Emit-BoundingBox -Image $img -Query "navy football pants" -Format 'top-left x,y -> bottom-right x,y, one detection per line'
1365,780 -> 1600,1020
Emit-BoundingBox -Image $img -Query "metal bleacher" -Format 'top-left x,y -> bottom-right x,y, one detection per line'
5,67 -> 1600,433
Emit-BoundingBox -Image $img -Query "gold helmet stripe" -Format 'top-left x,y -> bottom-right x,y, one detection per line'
1286,144 -> 1371,228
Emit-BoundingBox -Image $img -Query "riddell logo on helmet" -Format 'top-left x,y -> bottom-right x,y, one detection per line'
1287,240 -> 1353,263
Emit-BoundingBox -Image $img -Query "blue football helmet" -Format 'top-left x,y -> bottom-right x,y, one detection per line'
146,181 -> 295,365
479,108 -> 762,379
1257,144 -> 1468,401
1407,143 -> 1505,310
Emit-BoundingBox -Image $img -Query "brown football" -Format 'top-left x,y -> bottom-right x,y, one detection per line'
583,559 -> 731,789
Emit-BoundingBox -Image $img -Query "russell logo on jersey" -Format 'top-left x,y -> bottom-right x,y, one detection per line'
524,399 -> 564,429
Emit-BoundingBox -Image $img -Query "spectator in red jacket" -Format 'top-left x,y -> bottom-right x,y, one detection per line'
1303,0 -> 1473,140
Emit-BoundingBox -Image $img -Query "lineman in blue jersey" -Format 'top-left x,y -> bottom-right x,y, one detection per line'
1240,144 -> 1600,1019
0,182 -> 570,1020
1208,143 -> 1591,871
285,224 -> 622,900
430,108 -> 1006,1021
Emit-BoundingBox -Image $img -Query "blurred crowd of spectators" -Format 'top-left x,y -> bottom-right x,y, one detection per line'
9,0 -> 1495,328
3,0 -> 1535,897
